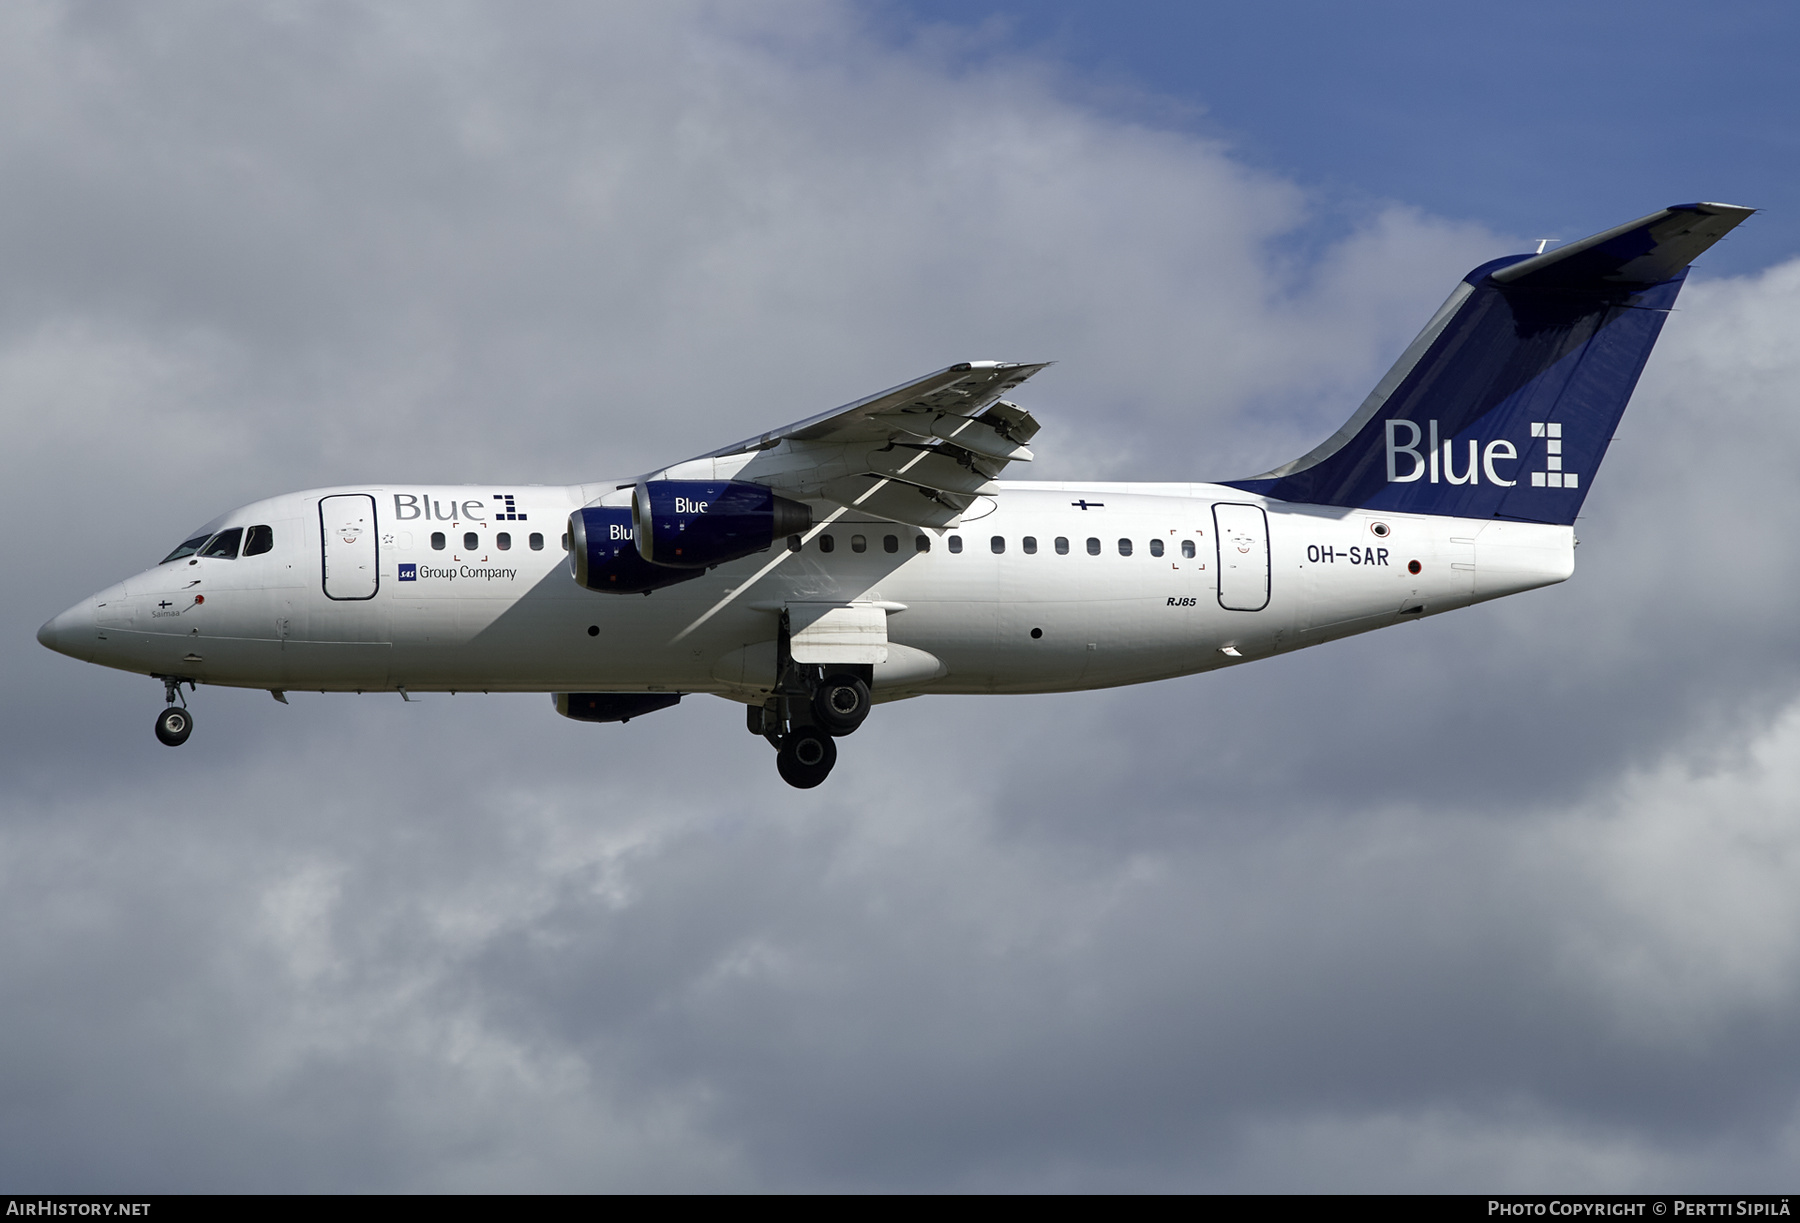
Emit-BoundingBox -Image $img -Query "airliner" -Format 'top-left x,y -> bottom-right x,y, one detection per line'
38,203 -> 1752,786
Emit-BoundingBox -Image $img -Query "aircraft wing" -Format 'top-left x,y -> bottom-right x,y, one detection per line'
646,361 -> 1052,528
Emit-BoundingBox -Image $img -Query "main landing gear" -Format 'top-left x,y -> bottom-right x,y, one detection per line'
153,675 -> 195,747
748,665 -> 873,789
811,672 -> 871,736
776,725 -> 836,789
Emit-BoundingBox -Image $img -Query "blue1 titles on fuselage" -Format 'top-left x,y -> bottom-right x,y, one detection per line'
39,203 -> 1755,787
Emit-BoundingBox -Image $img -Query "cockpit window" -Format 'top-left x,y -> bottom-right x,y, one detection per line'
160,535 -> 213,565
200,528 -> 243,560
243,525 -> 274,556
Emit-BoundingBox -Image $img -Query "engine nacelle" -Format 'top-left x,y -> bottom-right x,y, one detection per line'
568,506 -> 706,594
553,692 -> 681,723
632,480 -> 812,568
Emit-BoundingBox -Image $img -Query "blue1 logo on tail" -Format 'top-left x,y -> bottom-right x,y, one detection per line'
1384,420 -> 1574,489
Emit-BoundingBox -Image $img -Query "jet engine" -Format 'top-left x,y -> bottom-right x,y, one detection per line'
632,480 -> 812,568
568,506 -> 705,594
568,481 -> 812,594
553,692 -> 681,723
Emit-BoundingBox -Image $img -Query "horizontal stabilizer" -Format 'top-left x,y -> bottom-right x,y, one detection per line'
1491,202 -> 1756,290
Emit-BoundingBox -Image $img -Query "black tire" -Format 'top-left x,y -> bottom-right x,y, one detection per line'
154,706 -> 194,747
776,727 -> 837,788
811,673 -> 871,736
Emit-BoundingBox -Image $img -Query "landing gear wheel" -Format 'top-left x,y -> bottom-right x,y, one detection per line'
811,673 -> 871,736
154,705 -> 194,747
776,726 -> 837,788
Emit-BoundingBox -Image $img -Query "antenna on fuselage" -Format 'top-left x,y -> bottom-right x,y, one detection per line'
1534,238 -> 1560,255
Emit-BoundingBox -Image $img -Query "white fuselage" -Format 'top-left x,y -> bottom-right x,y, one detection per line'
41,481 -> 1574,701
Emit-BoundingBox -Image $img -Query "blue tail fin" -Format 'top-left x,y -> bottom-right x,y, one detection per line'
1227,202 -> 1755,525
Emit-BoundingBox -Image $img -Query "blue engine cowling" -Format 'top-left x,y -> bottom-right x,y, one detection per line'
567,506 -> 706,594
632,480 -> 812,568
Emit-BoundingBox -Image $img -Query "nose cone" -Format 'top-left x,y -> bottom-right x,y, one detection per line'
38,602 -> 91,659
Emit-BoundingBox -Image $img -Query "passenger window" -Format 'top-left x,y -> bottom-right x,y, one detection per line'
1055,537 -> 1069,555
201,528 -> 243,560
948,535 -> 963,554
1086,537 -> 1100,555
1118,538 -> 1133,556
431,532 -> 446,551
1150,538 -> 1164,557
884,535 -> 899,553
820,534 -> 835,553
915,535 -> 931,553
496,532 -> 512,551
1023,536 -> 1037,554
990,536 -> 1005,554
1181,539 -> 1196,559
243,525 -> 274,556
463,532 -> 479,551
851,534 -> 867,553
530,533 -> 545,551
561,533 -> 570,551
788,534 -> 803,553
159,534 -> 212,565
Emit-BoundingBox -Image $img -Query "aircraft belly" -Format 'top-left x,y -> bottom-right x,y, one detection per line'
261,641 -> 387,687
389,577 -> 728,691
984,599 -> 1091,690
874,600 -> 993,689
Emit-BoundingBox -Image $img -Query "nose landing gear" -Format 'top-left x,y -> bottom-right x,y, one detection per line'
155,706 -> 194,747
153,675 -> 195,747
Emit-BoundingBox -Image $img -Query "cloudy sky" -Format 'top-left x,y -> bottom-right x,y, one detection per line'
5,0 -> 1800,1192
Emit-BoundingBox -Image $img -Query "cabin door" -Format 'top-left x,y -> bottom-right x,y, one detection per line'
320,494 -> 379,601
1212,503 -> 1270,612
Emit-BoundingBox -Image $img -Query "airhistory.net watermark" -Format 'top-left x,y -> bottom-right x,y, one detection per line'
6,1205 -> 151,1217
